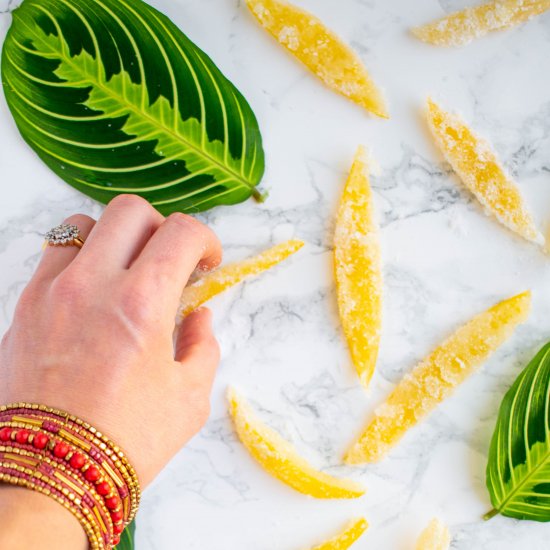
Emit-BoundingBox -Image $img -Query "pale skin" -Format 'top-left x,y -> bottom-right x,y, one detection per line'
0,194 -> 223,549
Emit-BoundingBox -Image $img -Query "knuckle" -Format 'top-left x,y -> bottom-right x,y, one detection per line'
49,269 -> 87,305
14,283 -> 43,318
109,193 -> 152,211
0,328 -> 11,349
116,283 -> 156,329
165,214 -> 221,261
166,214 -> 218,248
14,276 -> 50,321
166,212 -> 200,231
63,213 -> 95,226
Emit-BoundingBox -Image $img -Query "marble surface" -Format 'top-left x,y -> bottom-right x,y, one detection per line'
2,0 -> 550,548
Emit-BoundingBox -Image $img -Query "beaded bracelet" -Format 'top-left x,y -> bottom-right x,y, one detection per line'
0,403 -> 141,549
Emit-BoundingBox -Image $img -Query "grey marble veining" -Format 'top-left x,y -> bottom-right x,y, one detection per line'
0,0 -> 19,13
2,0 -> 550,548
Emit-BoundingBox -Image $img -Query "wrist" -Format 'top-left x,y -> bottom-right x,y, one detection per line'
0,486 -> 87,549
0,403 -> 141,549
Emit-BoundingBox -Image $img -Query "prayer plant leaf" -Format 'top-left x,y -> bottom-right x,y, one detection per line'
115,520 -> 135,550
486,342 -> 550,522
1,0 -> 265,213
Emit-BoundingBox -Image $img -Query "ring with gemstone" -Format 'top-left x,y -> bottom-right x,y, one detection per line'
45,224 -> 85,249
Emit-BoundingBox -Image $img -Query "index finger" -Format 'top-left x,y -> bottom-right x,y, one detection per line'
129,212 -> 222,306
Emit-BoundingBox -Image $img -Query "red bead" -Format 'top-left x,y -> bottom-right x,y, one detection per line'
110,509 -> 123,522
105,496 -> 120,510
15,429 -> 30,445
96,481 -> 110,496
0,428 -> 12,442
69,453 -> 85,470
113,523 -> 124,534
112,535 -> 120,546
84,465 -> 100,482
53,441 -> 70,459
33,433 -> 49,450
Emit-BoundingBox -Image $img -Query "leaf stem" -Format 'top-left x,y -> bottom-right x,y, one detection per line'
252,188 -> 268,203
483,508 -> 499,521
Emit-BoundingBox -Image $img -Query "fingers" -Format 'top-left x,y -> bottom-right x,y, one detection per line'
175,308 -> 220,391
34,214 -> 97,283
129,212 -> 222,306
72,195 -> 165,272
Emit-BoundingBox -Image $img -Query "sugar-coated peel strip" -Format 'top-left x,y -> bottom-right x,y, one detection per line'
245,0 -> 388,118
412,0 -> 550,47
427,99 -> 543,245
415,519 -> 451,550
178,240 -> 304,319
228,388 -> 365,499
310,518 -> 369,550
345,291 -> 531,464
335,146 -> 382,389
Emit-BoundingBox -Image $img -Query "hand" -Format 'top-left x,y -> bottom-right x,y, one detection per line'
0,194 -> 222,488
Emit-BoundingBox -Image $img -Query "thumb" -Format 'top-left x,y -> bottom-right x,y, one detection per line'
174,308 -> 220,388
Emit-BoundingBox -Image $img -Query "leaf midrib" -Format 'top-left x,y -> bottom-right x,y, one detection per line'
495,445 -> 550,514
23,20 -> 256,192
493,347 -> 550,516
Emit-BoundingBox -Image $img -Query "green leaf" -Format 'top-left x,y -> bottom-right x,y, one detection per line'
115,520 -> 136,550
486,342 -> 550,522
1,0 -> 265,213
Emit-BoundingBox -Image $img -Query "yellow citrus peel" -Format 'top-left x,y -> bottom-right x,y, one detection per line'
178,240 -> 304,318
245,0 -> 388,118
427,99 -> 543,245
415,519 -> 451,550
345,291 -> 531,464
228,388 -> 365,499
412,0 -> 550,47
310,518 -> 369,550
335,146 -> 382,389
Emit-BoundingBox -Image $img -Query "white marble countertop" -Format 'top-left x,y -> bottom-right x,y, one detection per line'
2,0 -> 550,548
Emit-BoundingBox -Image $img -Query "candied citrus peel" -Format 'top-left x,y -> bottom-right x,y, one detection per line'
345,291 -> 531,464
178,240 -> 304,319
416,519 -> 451,550
412,0 -> 550,47
310,518 -> 369,550
427,99 -> 543,245
245,0 -> 388,118
228,388 -> 365,499
335,146 -> 382,389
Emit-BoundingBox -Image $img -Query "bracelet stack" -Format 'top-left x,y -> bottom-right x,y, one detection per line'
0,403 -> 141,549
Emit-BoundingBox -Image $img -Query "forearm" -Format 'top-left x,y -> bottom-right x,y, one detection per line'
0,486 -> 87,550
0,198 -> 222,548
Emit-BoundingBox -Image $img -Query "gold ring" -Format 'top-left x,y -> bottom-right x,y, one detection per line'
45,224 -> 85,249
